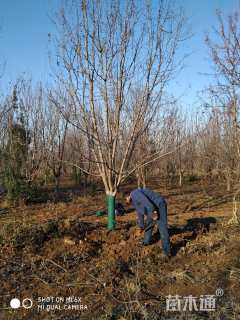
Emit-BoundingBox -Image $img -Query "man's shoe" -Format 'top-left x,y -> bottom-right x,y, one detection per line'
138,241 -> 150,246
143,242 -> 150,246
159,252 -> 171,261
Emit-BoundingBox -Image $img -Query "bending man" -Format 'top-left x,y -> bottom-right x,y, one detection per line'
126,188 -> 171,257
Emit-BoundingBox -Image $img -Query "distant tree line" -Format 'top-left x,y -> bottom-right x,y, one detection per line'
0,1 -> 239,225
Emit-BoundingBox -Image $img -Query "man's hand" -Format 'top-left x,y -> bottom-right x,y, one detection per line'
152,210 -> 159,221
135,228 -> 144,237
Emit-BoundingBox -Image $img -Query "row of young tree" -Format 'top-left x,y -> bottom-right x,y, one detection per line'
0,1 -> 239,227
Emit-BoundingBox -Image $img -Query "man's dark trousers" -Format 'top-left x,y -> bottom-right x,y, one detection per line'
143,198 -> 170,255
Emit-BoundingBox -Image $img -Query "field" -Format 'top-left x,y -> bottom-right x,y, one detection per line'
0,179 -> 240,320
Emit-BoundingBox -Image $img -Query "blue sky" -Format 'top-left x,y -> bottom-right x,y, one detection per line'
0,0 -> 239,109
0,0 -> 59,87
171,0 -> 239,110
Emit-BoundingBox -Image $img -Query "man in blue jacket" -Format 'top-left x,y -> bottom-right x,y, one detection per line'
126,188 -> 171,257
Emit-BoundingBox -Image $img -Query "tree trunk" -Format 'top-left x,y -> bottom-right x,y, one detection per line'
225,169 -> 231,192
73,167 -> 81,186
142,167 -> 147,188
179,170 -> 183,187
44,174 -> 47,186
136,167 -> 146,188
226,177 -> 231,192
83,172 -> 88,196
137,175 -> 141,188
54,175 -> 60,196
106,193 -> 116,230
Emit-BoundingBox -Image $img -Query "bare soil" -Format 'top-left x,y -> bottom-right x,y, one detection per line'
0,180 -> 240,319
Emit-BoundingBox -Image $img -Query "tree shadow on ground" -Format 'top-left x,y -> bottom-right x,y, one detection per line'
26,182 -> 103,205
124,208 -> 135,214
181,192 -> 233,213
151,217 -> 217,256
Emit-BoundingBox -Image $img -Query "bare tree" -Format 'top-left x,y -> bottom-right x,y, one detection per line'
65,127 -> 95,194
45,93 -> 69,196
52,0 -> 187,229
205,9 -> 240,171
205,8 -> 240,220
14,80 -> 48,186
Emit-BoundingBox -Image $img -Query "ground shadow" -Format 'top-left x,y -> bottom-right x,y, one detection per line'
151,216 -> 217,256
187,194 -> 232,211
124,208 -> 135,214
26,182 -> 103,205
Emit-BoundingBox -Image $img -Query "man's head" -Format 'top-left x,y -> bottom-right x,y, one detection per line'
124,191 -> 132,205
